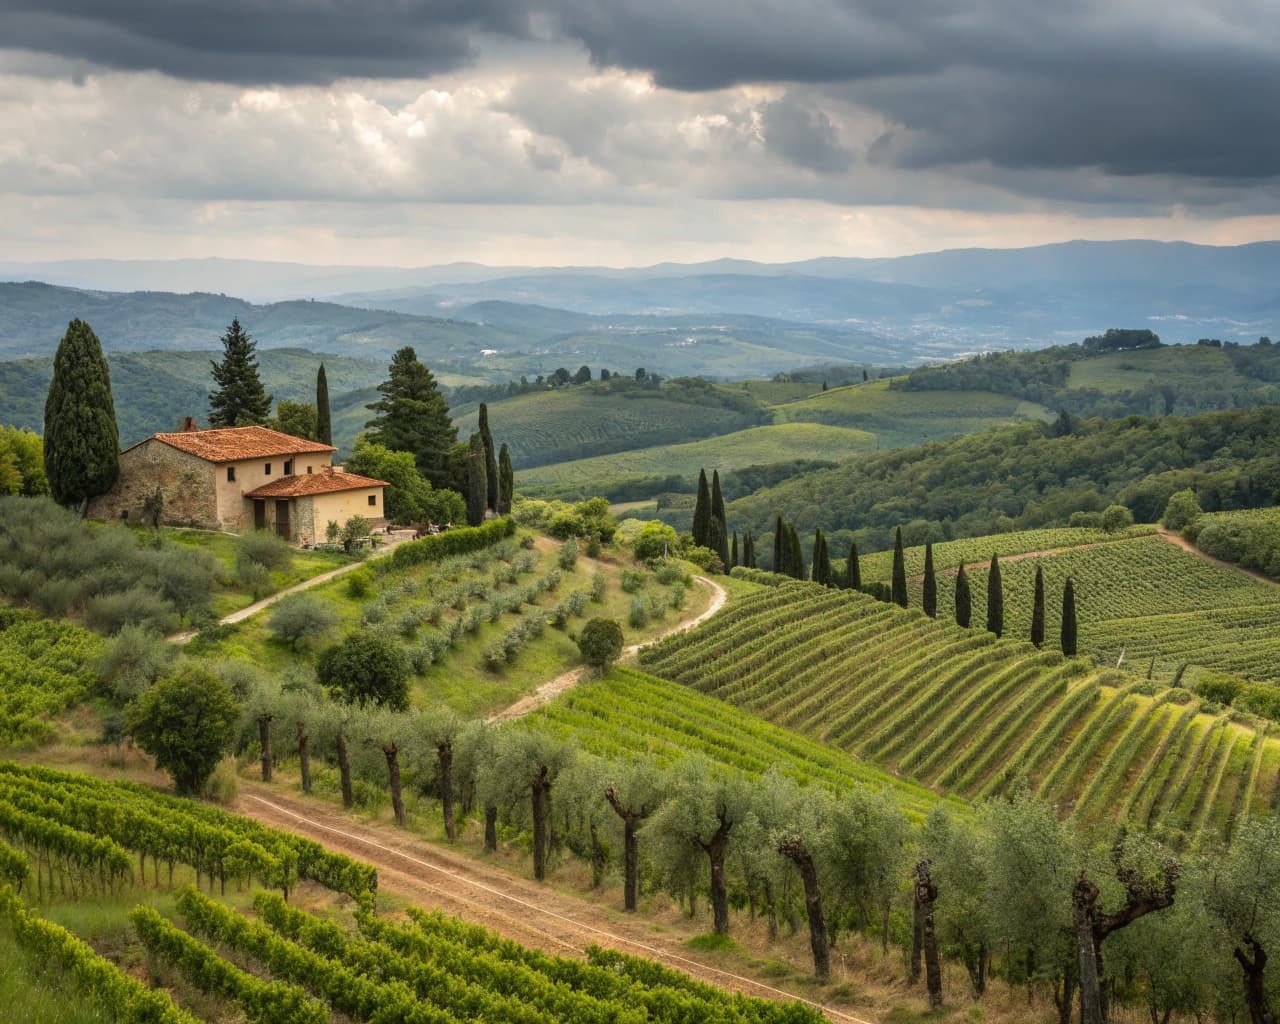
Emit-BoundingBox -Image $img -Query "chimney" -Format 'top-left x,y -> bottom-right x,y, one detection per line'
176,416 -> 200,432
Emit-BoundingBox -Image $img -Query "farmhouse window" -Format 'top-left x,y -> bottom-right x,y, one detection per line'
368,494 -> 377,506
227,466 -> 236,482
264,463 -> 271,475
284,459 -> 293,475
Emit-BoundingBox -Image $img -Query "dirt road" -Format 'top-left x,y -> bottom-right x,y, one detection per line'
237,785 -> 871,1024
486,574 -> 727,723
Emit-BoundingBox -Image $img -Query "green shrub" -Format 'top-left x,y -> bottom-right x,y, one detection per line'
236,529 -> 292,572
621,569 -> 646,593
345,568 -> 375,598
628,596 -> 649,628
590,571 -> 607,603
558,537 -> 580,570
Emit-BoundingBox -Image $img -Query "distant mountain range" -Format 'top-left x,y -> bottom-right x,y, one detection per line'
4,240 -> 1279,358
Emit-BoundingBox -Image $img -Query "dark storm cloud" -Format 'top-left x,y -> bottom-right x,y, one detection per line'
8,0 -> 1280,183
0,0 -> 534,84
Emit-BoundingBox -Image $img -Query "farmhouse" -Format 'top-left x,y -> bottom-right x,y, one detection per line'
87,424 -> 388,544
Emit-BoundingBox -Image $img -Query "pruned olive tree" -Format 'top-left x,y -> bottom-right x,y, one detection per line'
478,730 -> 574,881
602,757 -> 668,912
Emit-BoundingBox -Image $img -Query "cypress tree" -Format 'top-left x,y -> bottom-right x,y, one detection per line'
315,363 -> 332,446
365,347 -> 458,489
743,531 -> 756,569
693,470 -> 712,548
922,542 -> 937,618
465,433 -> 487,526
986,554 -> 1003,637
497,443 -> 514,516
1031,564 -> 1046,648
708,518 -> 730,572
773,515 -> 785,572
788,524 -> 805,581
730,532 -> 739,569
955,565 -> 971,628
43,319 -> 119,514
711,469 -> 726,530
847,540 -> 861,591
478,403 -> 499,512
891,527 -> 908,608
208,318 -> 273,427
1061,577 -> 1078,656
812,529 -> 831,586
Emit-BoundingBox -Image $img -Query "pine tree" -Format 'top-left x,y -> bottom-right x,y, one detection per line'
847,540 -> 861,591
693,470 -> 712,548
812,529 -> 831,586
986,554 -> 1003,637
1061,577 -> 1078,656
1031,564 -> 1046,648
208,319 -> 272,427
955,565 -> 971,628
497,443 -> 514,516
43,319 -> 119,513
922,542 -> 937,618
891,527 -> 908,608
365,347 -> 458,489
730,532 -> 739,569
711,469 -> 726,530
465,433 -> 487,527
315,363 -> 332,446
478,402 -> 498,512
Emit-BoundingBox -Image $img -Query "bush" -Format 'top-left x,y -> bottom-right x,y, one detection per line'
1161,488 -> 1203,532
317,631 -> 410,710
236,530 -> 292,572
1100,504 -> 1134,533
681,545 -> 724,574
96,624 -> 177,700
628,596 -> 649,628
590,571 -> 607,603
203,756 -> 240,805
389,517 -> 516,570
620,569 -> 646,594
585,535 -> 602,559
653,561 -> 689,586
557,537 -> 580,570
269,593 -> 339,650
634,521 -> 679,562
345,568 -> 375,599
126,666 -> 240,796
234,558 -> 272,600
84,584 -> 177,636
577,617 -> 624,672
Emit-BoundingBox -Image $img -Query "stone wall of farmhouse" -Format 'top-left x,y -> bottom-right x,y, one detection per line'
87,440 -> 219,529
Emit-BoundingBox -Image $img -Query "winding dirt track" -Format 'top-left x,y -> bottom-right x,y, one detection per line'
486,574 -> 727,723
237,785 -> 871,1024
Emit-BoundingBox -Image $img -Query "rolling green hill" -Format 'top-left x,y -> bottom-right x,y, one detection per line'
514,422 -> 875,497
639,578 -> 1277,838
770,378 -> 1053,448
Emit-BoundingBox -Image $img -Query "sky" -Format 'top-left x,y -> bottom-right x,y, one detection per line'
4,0 -> 1280,267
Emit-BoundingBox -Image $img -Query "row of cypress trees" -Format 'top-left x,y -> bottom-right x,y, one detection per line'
465,403 -> 513,526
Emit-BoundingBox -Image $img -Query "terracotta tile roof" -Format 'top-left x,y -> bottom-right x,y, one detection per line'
243,469 -> 388,499
136,426 -> 337,463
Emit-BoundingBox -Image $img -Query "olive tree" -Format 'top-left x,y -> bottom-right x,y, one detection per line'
602,757 -> 668,911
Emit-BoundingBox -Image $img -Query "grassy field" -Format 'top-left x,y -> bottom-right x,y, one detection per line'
771,378 -> 1053,449
516,423 -> 875,494
1066,344 -> 1259,395
639,580 -> 1277,838
865,532 -> 1280,682
188,535 -> 712,720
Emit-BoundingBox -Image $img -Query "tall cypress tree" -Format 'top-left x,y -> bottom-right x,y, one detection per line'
743,531 -> 756,569
1061,577 -> 1078,656
773,515 -> 785,572
891,527 -> 908,608
955,564 -> 972,628
730,532 -> 739,569
208,319 -> 273,427
788,524 -> 806,581
922,542 -> 937,618
478,403 -> 499,512
43,319 -> 119,514
465,433 -> 487,526
847,540 -> 861,591
692,470 -> 712,548
365,347 -> 458,490
1031,564 -> 1046,648
497,443 -> 514,516
315,363 -> 332,446
708,518 -> 730,572
986,554 -> 1004,637
711,470 -> 726,532
812,529 -> 831,586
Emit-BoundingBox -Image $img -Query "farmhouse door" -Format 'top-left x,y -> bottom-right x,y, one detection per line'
275,500 -> 291,540
253,500 -> 265,530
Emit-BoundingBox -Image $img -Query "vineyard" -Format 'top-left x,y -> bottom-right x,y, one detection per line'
872,533 -> 1280,681
526,665 -> 951,819
639,581 -> 1280,836
0,762 -> 818,1023
0,610 -> 101,746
